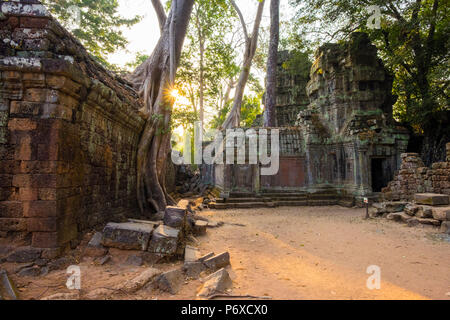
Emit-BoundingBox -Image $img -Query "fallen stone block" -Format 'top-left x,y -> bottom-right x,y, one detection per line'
84,232 -> 108,257
147,225 -> 180,255
141,252 -> 166,265
198,252 -> 215,262
193,221 -> 208,236
384,202 -> 408,213
404,204 -> 420,216
155,269 -> 184,295
414,193 -> 450,206
7,247 -> 42,263
183,262 -> 206,279
440,221 -> 450,234
407,219 -> 420,227
13,262 -> 34,274
386,212 -> 412,223
35,259 -> 48,267
197,268 -> 232,298
17,266 -> 41,277
48,257 -> 76,271
416,206 -> 433,218
432,207 -> 450,221
184,245 -> 200,263
94,255 -> 111,266
125,254 -> 143,267
120,268 -> 161,293
163,206 -> 187,229
369,207 -> 383,218
203,252 -> 231,271
0,270 -> 18,300
102,222 -> 154,251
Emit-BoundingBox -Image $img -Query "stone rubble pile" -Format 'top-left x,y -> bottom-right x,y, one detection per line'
383,147 -> 450,202
370,193 -> 450,234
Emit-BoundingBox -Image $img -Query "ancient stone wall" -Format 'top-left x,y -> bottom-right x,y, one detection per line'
0,0 -> 145,255
382,143 -> 450,201
212,33 -> 409,203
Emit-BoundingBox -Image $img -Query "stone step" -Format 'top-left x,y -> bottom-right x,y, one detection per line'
308,200 -> 338,206
308,194 -> 339,200
269,196 -> 308,201
276,201 -> 308,207
210,202 -> 276,209
225,197 -> 268,203
260,193 -> 307,198
414,193 -> 450,206
229,192 -> 258,198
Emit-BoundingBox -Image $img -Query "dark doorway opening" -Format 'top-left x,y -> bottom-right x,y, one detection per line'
371,158 -> 386,192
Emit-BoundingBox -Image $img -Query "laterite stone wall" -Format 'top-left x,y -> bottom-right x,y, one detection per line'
0,0 -> 145,254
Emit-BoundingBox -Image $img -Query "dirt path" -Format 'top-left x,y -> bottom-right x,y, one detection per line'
196,206 -> 450,300
11,206 -> 450,300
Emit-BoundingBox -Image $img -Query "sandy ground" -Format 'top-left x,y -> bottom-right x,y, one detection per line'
7,206 -> 450,300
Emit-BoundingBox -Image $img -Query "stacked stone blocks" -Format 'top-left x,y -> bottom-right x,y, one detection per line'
0,0 -> 145,254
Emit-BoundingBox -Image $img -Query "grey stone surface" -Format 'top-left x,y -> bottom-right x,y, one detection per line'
102,222 -> 154,251
386,212 -> 412,223
194,220 -> 208,236
414,193 -> 450,206
416,206 -> 433,218
84,232 -> 108,257
440,221 -> 450,234
432,207 -> 450,221
197,268 -> 232,297
147,225 -> 180,255
18,266 -> 41,277
203,252 -> 231,271
163,206 -> 187,229
156,268 -> 184,295
184,245 -> 200,263
183,262 -> 206,279
7,247 -> 42,263
125,254 -> 143,267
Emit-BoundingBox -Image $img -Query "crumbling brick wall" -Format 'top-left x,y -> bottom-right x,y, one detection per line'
0,0 -> 145,255
382,143 -> 450,201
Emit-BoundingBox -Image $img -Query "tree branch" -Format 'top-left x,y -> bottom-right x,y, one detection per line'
151,0 -> 167,31
230,0 -> 249,42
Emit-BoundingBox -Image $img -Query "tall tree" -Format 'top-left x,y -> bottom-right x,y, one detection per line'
176,0 -> 237,129
42,0 -> 141,67
130,0 -> 194,215
221,0 -> 266,129
264,0 -> 280,127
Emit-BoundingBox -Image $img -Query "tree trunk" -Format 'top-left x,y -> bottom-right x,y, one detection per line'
221,0 -> 265,129
130,0 -> 194,215
264,0 -> 279,127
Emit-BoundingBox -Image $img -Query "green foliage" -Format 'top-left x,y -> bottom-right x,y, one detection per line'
289,0 -> 449,133
42,0 -> 141,68
240,94 -> 264,127
210,93 -> 263,129
175,0 -> 239,127
126,52 -> 150,70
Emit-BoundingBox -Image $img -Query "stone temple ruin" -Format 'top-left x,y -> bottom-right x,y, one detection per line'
0,0 -> 449,264
208,33 -> 410,208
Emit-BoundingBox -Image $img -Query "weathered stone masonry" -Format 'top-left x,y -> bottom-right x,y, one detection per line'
382,143 -> 450,201
0,0 -> 145,253
210,33 -> 409,204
